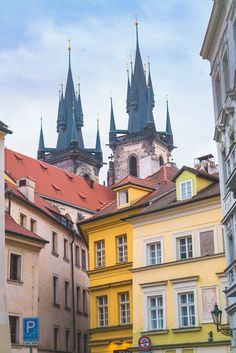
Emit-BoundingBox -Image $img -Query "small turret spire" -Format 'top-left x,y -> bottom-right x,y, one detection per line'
68,39 -> 71,68
95,118 -> 102,153
109,96 -> 116,133
148,58 -> 155,108
126,65 -> 131,113
70,102 -> 78,148
37,115 -> 45,159
165,98 -> 173,136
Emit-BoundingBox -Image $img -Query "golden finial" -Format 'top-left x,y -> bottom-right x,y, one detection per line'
166,94 -> 168,102
109,91 -> 112,101
134,14 -> 139,27
68,39 -> 71,51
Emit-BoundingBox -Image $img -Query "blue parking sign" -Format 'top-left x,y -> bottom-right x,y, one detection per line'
23,317 -> 39,345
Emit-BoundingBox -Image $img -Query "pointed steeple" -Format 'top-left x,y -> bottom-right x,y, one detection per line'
165,99 -> 173,136
109,96 -> 116,133
37,116 -> 45,159
76,77 -> 84,127
95,119 -> 102,153
146,86 -> 154,125
70,103 -> 79,149
126,66 -> 131,114
128,19 -> 156,133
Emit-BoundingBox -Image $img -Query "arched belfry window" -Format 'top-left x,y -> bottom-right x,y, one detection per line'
159,155 -> 164,166
129,155 -> 138,177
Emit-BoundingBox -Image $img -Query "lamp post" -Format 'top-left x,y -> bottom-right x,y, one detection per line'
211,303 -> 232,337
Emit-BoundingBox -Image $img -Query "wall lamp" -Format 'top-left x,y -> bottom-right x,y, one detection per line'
211,303 -> 232,337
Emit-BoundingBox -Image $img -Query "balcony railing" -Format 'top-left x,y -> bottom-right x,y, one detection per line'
225,259 -> 236,297
226,143 -> 236,194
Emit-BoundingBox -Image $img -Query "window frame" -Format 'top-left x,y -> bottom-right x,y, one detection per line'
53,275 -> 59,306
9,315 -> 20,344
116,234 -> 128,263
64,280 -> 70,309
76,286 -> 81,313
196,226 -> 217,257
97,295 -> 108,327
179,179 -> 193,200
83,289 -> 88,315
52,231 -> 58,255
173,231 -> 194,261
19,213 -> 27,228
81,248 -> 87,271
119,292 -> 130,325
144,237 -> 164,266
143,284 -> 166,332
119,190 -> 129,206
54,326 -> 59,351
75,245 -> 80,267
8,251 -> 22,282
63,238 -> 69,260
95,240 -> 105,268
30,218 -> 37,233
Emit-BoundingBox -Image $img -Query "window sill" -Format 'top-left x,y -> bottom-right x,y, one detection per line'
7,279 -> 23,285
141,329 -> 169,335
75,264 -> 80,269
172,326 -> 201,333
63,257 -> 70,263
64,306 -> 71,312
76,310 -> 83,315
83,312 -> 88,317
51,251 -> 59,257
53,303 -> 60,309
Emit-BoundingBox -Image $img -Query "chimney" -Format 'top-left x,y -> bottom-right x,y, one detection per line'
194,154 -> 218,175
17,177 -> 36,203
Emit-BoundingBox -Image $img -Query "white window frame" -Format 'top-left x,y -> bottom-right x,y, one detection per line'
196,226 -> 217,257
97,296 -> 108,327
8,251 -> 23,282
64,238 -> 69,260
95,240 -> 105,267
143,284 -> 166,331
116,235 -> 128,263
9,314 -> 21,344
143,237 -> 164,266
119,292 -> 130,325
173,281 -> 198,329
119,190 -> 129,206
199,285 -> 218,324
52,231 -> 58,254
179,179 -> 193,200
173,231 -> 194,261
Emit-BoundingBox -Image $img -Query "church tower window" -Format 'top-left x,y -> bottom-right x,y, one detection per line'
129,155 -> 138,177
159,155 -> 164,166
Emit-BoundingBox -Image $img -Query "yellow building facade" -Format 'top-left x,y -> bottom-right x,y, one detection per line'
127,167 -> 231,353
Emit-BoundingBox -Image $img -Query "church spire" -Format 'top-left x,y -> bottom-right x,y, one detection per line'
95,119 -> 102,153
126,66 -> 131,114
148,59 -> 155,108
76,77 -> 84,127
37,116 -> 45,159
165,99 -> 173,136
109,96 -> 116,133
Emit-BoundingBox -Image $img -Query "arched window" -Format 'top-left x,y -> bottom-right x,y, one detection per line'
159,155 -> 164,166
129,156 -> 138,177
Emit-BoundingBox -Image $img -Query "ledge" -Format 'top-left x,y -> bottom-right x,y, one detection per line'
63,257 -> 70,263
51,251 -> 59,257
141,329 -> 169,335
89,324 -> 132,333
53,303 -> 60,309
64,306 -> 71,312
172,326 -> 201,333
7,279 -> 23,286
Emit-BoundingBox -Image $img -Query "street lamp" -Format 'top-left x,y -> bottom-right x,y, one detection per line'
211,303 -> 232,337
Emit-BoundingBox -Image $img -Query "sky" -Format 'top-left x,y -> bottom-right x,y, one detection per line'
0,0 -> 215,183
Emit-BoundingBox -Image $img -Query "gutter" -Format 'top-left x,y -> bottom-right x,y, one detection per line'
70,229 -> 76,352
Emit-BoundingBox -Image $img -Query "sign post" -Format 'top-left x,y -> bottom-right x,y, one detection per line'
138,336 -> 152,351
23,317 -> 39,353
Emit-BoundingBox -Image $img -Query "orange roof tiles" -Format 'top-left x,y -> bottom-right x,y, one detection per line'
112,175 -> 156,190
5,149 -> 115,212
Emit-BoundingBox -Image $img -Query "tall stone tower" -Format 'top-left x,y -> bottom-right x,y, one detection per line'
107,23 -> 174,186
37,43 -> 103,182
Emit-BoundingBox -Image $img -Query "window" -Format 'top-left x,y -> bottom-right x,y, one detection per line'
180,180 -> 192,200
129,155 -> 137,177
83,289 -> 88,315
159,155 -> 164,166
30,218 -> 36,232
119,190 -> 129,205
54,327 -> 59,351
199,230 -> 214,256
223,52 -> 230,93
77,332 -> 81,353
9,253 -> 21,281
84,333 -> 88,353
52,232 -> 58,254
19,213 -> 27,227
119,292 -> 130,324
65,329 -> 70,352
117,235 -> 128,263
53,276 -> 59,305
148,295 -> 164,330
178,292 -> 196,327
64,239 -> 69,260
97,296 -> 108,327
75,245 -> 80,266
177,236 -> 193,260
215,73 -> 222,115
76,286 -> 81,313
147,241 -> 162,265
95,240 -> 105,267
65,281 -> 70,308
81,249 -> 86,270
9,315 -> 20,344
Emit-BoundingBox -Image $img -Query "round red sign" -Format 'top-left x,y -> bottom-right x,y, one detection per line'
138,336 -> 152,351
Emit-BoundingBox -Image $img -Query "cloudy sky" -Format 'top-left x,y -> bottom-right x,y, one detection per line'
0,0 -> 215,183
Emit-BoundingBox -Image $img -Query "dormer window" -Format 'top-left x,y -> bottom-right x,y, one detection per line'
119,190 -> 129,205
180,180 -> 192,200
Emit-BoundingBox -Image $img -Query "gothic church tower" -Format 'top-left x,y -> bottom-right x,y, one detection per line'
37,43 -> 103,182
107,23 -> 174,186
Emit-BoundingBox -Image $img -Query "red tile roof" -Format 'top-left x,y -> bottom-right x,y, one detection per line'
5,149 -> 115,212
5,212 -> 47,243
112,175 -> 156,191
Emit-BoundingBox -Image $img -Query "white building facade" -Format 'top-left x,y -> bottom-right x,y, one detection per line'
201,0 -> 236,350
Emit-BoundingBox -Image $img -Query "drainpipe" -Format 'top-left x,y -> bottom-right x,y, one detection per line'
70,228 -> 76,352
